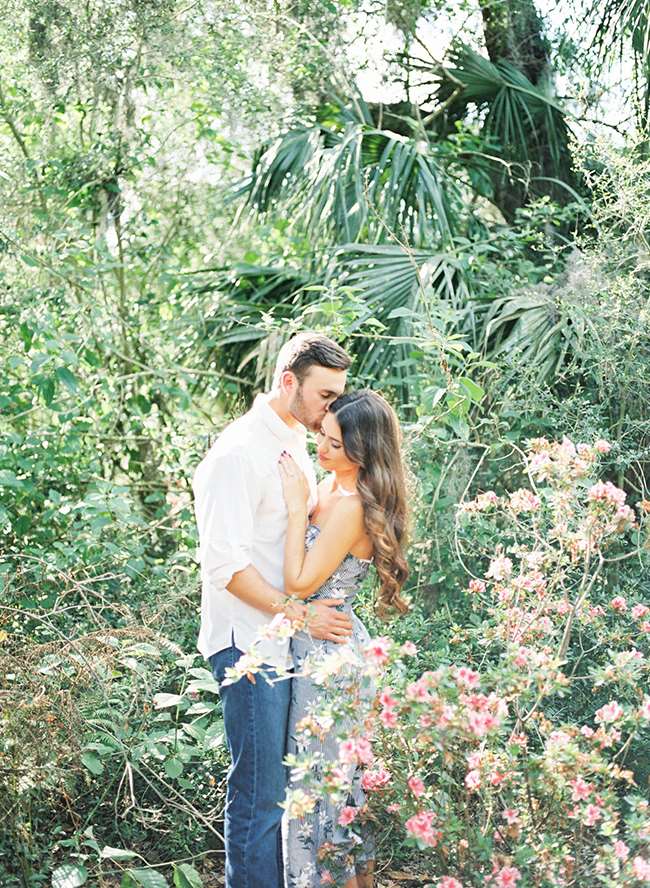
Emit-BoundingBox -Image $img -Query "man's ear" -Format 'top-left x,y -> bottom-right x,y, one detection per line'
279,369 -> 297,396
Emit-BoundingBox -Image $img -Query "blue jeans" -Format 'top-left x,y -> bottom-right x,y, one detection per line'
210,643 -> 291,888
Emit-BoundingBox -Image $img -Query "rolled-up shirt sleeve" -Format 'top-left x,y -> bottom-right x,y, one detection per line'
193,449 -> 261,591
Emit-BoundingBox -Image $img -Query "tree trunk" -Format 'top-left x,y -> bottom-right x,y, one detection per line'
478,0 -> 551,87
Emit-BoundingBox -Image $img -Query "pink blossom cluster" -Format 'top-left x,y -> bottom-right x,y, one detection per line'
588,480 -> 627,508
361,766 -> 391,792
587,481 -> 636,533
461,490 -> 499,513
486,555 -> 513,582
508,488 -> 541,514
633,857 -> 650,880
404,809 -> 441,847
486,863 -> 521,887
527,436 -> 587,482
338,736 -> 374,766
594,700 -> 624,724
364,636 -> 392,666
461,691 -> 508,738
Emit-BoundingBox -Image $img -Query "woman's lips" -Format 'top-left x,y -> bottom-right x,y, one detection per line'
318,454 -> 329,464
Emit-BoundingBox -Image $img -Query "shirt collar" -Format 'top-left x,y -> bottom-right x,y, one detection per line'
252,392 -> 307,448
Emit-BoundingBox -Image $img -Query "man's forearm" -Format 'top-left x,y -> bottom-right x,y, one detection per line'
226,565 -> 351,640
226,564 -> 288,614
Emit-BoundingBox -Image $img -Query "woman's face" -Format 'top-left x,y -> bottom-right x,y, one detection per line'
316,411 -> 358,474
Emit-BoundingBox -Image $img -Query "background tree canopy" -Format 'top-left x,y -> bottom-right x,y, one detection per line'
2,0 -> 650,885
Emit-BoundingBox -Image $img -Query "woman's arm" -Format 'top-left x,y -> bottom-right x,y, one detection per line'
279,455 -> 365,599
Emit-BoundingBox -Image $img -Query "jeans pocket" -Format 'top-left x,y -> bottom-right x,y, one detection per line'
209,645 -> 243,686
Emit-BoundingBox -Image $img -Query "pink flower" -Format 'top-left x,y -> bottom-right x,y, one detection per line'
467,711 -> 499,737
639,698 -> 650,720
583,804 -> 603,826
401,641 -> 418,656
570,777 -> 593,801
467,751 -> 483,770
405,810 -> 440,847
355,737 -> 374,764
613,840 -> 629,860
379,708 -> 398,729
438,879 -> 463,888
594,439 -> 611,454
508,489 -> 541,513
379,688 -> 397,710
338,737 -> 374,765
338,806 -> 358,827
406,679 -> 432,702
595,701 -> 624,724
361,767 -> 391,792
455,666 -> 481,689
408,775 -> 426,797
580,725 -> 595,738
641,621 -> 650,634
320,871 -> 334,885
610,596 -> 627,613
502,809 -> 519,825
588,481 -> 627,508
365,636 -> 392,665
338,739 -> 356,763
468,578 -> 486,594
486,556 -> 513,582
632,604 -> 650,620
633,857 -> 650,880
494,866 -> 521,888
465,769 -> 481,791
387,802 -> 400,813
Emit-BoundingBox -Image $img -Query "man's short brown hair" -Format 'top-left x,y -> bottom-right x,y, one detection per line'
272,332 -> 351,389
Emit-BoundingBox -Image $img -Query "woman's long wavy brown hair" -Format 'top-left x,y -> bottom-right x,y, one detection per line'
329,389 -> 410,615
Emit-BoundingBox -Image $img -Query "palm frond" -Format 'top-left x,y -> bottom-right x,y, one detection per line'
237,121 -> 462,247
480,286 -> 585,381
332,243 -> 472,385
440,43 -> 572,179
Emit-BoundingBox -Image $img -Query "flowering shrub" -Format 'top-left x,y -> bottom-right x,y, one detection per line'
211,438 -> 650,886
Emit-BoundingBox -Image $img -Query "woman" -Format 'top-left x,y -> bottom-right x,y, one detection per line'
278,389 -> 409,888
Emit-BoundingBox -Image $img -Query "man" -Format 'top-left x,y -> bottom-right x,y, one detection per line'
193,332 -> 353,888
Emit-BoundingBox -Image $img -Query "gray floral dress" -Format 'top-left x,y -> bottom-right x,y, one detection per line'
284,523 -> 375,888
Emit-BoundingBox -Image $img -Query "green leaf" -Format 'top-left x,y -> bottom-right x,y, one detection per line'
153,693 -> 185,709
0,470 -> 22,489
121,868 -> 169,888
458,376 -> 485,403
56,367 -> 78,393
100,846 -> 138,861
80,752 -> 104,775
173,863 -> 203,888
40,376 -> 56,405
52,863 -> 88,888
387,306 -> 414,319
164,757 -> 183,779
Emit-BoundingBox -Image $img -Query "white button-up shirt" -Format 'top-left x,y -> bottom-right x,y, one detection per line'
192,393 -> 317,668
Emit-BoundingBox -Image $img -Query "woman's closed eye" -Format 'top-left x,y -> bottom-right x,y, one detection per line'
319,428 -> 341,449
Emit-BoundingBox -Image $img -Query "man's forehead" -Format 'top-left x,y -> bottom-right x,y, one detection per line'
304,365 -> 347,392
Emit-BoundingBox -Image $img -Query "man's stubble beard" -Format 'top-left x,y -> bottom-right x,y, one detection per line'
288,386 -> 321,432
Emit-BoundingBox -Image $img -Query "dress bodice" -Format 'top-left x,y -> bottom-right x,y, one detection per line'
303,523 -> 371,607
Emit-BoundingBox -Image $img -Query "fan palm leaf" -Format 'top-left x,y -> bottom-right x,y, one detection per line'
332,243 -> 472,385
237,116 -> 461,247
480,286 -> 586,381
439,43 -> 572,179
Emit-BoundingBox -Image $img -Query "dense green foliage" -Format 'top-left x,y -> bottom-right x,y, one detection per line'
2,0 -> 650,885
